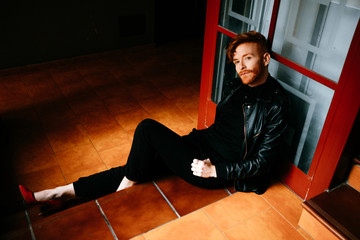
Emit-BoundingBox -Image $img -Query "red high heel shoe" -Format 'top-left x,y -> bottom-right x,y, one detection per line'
19,185 -> 37,205
19,185 -> 65,211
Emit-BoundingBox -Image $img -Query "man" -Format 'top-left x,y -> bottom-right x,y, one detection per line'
191,31 -> 288,193
20,31 -> 288,209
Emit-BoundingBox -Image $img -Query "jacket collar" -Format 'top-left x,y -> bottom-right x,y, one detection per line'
255,75 -> 280,103
236,75 -> 278,104
218,75 -> 282,107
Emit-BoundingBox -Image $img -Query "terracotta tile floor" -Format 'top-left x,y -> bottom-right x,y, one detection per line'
0,39 -> 312,239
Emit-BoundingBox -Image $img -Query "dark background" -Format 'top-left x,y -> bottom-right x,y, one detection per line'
0,0 -> 207,69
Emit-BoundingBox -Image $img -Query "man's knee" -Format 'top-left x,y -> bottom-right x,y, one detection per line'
136,118 -> 161,132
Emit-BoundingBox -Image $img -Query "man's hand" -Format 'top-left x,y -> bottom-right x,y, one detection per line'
191,158 -> 217,178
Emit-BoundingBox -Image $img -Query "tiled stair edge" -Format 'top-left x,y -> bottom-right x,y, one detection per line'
348,157 -> 360,192
300,202 -> 346,240
299,185 -> 360,240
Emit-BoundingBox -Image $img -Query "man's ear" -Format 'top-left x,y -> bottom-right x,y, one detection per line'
263,52 -> 270,67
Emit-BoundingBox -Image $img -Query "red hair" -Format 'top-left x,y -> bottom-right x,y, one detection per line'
226,31 -> 268,62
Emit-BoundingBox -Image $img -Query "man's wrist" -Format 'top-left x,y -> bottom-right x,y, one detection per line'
211,165 -> 217,178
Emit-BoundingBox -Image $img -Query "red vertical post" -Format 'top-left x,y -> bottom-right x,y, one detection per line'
198,0 -> 221,129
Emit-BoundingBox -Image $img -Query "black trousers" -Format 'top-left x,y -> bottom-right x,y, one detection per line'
73,119 -> 232,198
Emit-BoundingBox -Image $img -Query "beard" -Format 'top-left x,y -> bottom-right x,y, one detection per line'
238,63 -> 267,86
239,70 -> 259,85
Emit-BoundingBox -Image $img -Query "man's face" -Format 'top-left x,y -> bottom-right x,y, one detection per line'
233,42 -> 270,87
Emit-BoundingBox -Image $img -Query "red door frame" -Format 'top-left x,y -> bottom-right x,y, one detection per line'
198,0 -> 360,200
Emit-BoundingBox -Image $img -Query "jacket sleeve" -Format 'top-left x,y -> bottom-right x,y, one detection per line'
215,102 -> 288,180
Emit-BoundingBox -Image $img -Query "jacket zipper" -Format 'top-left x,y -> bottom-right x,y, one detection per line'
234,104 -> 248,190
242,104 -> 248,160
253,131 -> 262,138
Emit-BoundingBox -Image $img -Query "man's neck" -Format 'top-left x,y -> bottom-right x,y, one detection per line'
248,72 -> 269,87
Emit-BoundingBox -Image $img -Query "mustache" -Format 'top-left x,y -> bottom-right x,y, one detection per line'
239,70 -> 252,76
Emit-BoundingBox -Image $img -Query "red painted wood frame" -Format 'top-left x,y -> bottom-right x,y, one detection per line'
198,0 -> 360,200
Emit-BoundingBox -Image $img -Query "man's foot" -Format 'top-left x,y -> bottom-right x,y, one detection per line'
19,185 -> 65,211
19,185 -> 38,205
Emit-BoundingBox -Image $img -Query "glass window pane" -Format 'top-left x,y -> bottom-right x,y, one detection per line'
211,33 -> 237,104
219,0 -> 274,36
269,60 -> 334,174
214,0 -> 275,103
272,0 -> 360,82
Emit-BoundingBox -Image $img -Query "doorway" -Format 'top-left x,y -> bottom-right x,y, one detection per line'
198,0 -> 360,199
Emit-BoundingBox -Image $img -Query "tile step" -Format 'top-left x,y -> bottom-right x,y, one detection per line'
299,184 -> 360,240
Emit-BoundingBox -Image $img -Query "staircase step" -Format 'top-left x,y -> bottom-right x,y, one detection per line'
299,184 -> 360,240
348,158 -> 360,192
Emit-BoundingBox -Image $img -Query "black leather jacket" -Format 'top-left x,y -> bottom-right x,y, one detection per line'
216,75 -> 288,194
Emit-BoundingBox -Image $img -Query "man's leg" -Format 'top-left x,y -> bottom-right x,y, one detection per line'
27,119 -> 196,201
73,166 -> 125,198
124,119 -> 231,189
37,119 -> 228,201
